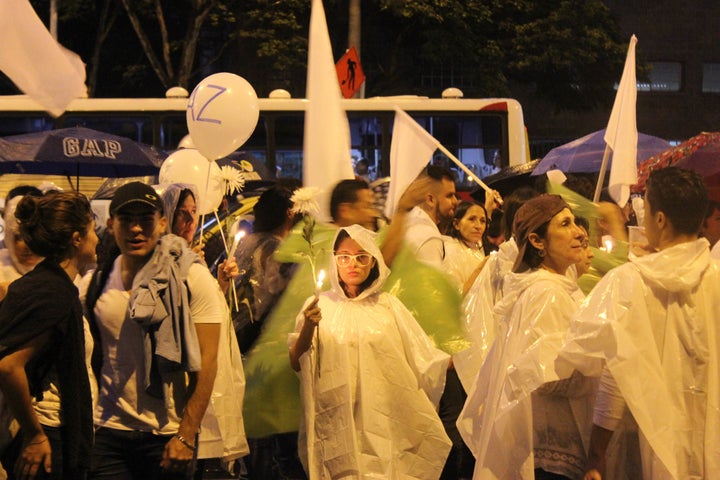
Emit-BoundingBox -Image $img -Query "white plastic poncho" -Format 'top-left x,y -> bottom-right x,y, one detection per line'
557,239 -> 720,480
442,236 -> 486,293
711,239 -> 720,259
453,238 -> 518,391
197,294 -> 250,461
289,225 -> 452,479
457,268 -> 593,480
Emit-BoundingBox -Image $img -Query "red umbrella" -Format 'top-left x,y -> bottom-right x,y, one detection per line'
632,131 -> 720,201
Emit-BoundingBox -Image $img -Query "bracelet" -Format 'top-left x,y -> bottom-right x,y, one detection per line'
27,437 -> 49,446
174,433 -> 196,452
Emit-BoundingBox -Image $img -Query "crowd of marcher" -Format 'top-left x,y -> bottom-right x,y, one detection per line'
0,162 -> 716,480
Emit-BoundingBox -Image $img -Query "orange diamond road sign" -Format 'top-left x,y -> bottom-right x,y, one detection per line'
336,47 -> 365,98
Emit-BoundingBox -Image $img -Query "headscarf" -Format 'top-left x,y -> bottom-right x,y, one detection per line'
512,194 -> 569,273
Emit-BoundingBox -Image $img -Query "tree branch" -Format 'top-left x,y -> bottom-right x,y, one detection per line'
153,0 -> 174,79
119,0 -> 172,88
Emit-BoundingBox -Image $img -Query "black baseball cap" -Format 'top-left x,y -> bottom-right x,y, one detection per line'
109,182 -> 163,215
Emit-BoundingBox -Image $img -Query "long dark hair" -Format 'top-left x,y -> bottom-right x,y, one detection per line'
447,201 -> 492,253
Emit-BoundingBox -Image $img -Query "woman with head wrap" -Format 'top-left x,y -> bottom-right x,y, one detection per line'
458,194 -> 596,480
289,225 -> 452,480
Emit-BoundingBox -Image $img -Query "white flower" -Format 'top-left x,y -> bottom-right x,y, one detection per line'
291,187 -> 322,216
220,165 -> 246,196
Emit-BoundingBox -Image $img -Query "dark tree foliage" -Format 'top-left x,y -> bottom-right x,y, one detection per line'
1,0 -> 630,111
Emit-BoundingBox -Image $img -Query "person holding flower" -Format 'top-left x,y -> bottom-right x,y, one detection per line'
289,225 -> 451,479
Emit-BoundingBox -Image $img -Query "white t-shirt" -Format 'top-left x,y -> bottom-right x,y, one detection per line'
93,257 -> 224,435
404,207 -> 445,269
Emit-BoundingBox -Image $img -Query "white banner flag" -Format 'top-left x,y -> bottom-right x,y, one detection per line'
605,35 -> 638,207
303,0 -> 354,222
385,108 -> 439,218
0,0 -> 87,117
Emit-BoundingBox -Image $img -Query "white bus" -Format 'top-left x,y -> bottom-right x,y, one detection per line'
0,89 -> 529,191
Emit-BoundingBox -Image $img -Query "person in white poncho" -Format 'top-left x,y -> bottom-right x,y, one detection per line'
457,194 -> 594,480
289,224 -> 452,479
454,187 -> 539,392
556,167 -> 720,480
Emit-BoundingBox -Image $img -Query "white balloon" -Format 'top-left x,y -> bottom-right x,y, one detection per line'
186,73 -> 260,160
159,149 -> 224,214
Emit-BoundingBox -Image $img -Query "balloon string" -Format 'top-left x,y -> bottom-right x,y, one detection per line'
213,199 -> 238,311
199,161 -> 212,241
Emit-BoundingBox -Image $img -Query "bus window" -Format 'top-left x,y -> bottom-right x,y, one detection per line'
349,114 -> 386,181
0,116 -> 53,137
60,113 -> 155,146
158,113 -> 189,149
273,114 -> 303,179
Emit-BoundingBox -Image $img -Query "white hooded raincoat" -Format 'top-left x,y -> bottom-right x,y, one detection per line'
557,239 -> 720,479
289,225 -> 451,479
458,268 -> 593,480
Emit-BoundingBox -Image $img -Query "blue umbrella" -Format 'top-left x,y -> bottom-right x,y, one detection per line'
531,129 -> 670,176
0,126 -> 166,177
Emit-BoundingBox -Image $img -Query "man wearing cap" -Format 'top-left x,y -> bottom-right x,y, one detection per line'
557,167 -> 720,479
88,182 -> 223,479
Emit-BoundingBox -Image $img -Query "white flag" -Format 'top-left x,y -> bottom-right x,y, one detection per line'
604,35 -> 638,207
303,0 -> 354,222
385,108 -> 439,218
0,0 -> 87,117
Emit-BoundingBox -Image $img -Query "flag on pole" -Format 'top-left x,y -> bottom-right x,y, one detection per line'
385,107 -> 439,218
304,0 -> 354,222
604,35 -> 638,207
0,0 -> 86,117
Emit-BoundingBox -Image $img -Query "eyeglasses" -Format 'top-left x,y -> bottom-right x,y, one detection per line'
334,253 -> 373,267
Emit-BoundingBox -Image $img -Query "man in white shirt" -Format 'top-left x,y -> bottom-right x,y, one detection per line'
88,182 -> 223,480
403,165 -> 459,268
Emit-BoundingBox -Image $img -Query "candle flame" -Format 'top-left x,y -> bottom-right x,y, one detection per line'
316,269 -> 326,289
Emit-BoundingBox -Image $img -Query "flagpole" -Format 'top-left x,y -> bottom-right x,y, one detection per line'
435,142 -> 500,203
593,145 -> 611,202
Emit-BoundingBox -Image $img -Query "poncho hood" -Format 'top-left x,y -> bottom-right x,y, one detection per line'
495,267 -> 580,319
329,225 -> 390,302
630,238 -> 711,293
160,182 -> 199,233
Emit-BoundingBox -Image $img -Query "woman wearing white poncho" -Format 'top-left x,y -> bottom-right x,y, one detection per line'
457,194 -> 594,480
289,224 -> 451,479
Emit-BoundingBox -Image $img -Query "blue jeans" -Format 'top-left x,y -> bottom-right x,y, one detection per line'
90,427 -> 196,480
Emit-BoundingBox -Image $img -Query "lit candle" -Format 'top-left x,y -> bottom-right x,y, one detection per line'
228,230 -> 246,259
315,269 -> 326,297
